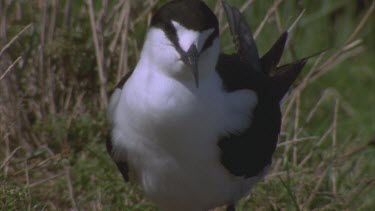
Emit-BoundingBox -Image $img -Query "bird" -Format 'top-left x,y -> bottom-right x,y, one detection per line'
106,0 -> 308,210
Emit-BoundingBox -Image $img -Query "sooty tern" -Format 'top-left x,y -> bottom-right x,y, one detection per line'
106,0 -> 308,210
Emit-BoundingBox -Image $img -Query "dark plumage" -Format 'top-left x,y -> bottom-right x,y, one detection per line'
217,0 -> 307,178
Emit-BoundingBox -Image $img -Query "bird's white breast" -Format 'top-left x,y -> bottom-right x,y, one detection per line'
110,65 -> 258,210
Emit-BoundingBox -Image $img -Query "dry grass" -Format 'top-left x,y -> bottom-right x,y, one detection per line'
1,0 -> 374,210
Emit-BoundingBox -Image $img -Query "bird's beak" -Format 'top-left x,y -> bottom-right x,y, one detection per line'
179,44 -> 200,88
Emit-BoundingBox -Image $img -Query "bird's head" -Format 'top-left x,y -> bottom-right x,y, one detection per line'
139,0 -> 219,87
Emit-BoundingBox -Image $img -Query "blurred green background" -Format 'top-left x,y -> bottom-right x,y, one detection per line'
1,0 -> 374,210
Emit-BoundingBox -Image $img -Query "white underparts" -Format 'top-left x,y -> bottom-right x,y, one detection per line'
108,23 -> 259,211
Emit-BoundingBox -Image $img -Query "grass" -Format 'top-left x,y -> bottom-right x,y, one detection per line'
1,0 -> 374,210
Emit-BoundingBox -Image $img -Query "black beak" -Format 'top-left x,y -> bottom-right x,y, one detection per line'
179,44 -> 200,88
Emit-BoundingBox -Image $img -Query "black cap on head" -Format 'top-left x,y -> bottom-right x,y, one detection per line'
150,0 -> 219,88
151,0 -> 219,52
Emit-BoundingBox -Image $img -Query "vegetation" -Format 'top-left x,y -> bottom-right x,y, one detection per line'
1,0 -> 374,210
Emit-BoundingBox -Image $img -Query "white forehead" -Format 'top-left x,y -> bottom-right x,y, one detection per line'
171,20 -> 215,52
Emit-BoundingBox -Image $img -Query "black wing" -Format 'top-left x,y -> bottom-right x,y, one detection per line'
106,70 -> 134,182
217,53 -> 281,177
221,0 -> 261,73
217,1 -> 307,178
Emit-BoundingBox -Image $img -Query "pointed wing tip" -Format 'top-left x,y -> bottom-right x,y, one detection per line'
291,58 -> 309,75
221,0 -> 231,10
283,31 -> 289,39
279,31 -> 289,48
271,58 -> 309,102
260,31 -> 289,74
221,0 -> 261,72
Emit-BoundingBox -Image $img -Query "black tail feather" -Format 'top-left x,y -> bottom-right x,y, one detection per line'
269,47 -> 328,102
222,0 -> 314,103
260,32 -> 288,75
270,58 -> 308,102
